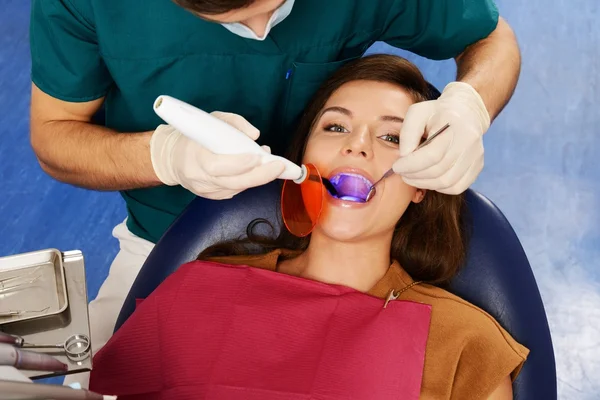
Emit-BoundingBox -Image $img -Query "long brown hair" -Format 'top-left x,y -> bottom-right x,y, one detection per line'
199,54 -> 470,287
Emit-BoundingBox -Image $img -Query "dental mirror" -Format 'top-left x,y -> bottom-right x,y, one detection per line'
2,332 -> 92,362
23,333 -> 90,362
364,122 -> 451,202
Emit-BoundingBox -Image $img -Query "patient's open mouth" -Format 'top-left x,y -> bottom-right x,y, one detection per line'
328,173 -> 373,202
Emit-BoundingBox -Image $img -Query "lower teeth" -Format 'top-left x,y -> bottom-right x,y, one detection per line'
334,194 -> 365,202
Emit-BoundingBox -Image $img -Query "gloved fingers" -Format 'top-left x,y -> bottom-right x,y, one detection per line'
198,148 -> 263,177
400,134 -> 482,181
210,111 -> 260,141
150,124 -> 187,186
214,160 -> 285,191
393,126 -> 453,175
436,155 -> 484,195
401,175 -> 441,191
400,156 -> 467,192
399,157 -> 454,181
402,152 -> 483,194
261,145 -> 272,154
201,189 -> 241,200
180,175 -> 242,199
398,101 -> 437,157
431,149 -> 479,192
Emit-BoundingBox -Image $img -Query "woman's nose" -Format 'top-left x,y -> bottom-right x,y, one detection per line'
342,128 -> 373,159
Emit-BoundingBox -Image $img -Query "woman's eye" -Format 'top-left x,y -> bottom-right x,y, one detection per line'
324,124 -> 348,133
380,134 -> 400,145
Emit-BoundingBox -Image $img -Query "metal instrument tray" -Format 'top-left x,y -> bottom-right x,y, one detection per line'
0,249 -> 69,327
1,250 -> 92,379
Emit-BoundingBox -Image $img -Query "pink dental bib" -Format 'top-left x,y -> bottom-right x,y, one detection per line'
90,261 -> 432,400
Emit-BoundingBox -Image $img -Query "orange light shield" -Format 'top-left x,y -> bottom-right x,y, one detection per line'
281,163 -> 325,237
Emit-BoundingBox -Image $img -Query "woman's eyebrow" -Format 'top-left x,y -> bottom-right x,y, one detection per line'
380,115 -> 404,123
319,108 -> 404,123
321,106 -> 352,117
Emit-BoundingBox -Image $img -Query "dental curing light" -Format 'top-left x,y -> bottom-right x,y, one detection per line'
153,95 -> 327,237
153,95 -> 308,184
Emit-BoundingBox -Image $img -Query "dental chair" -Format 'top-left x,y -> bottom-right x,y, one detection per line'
114,183 -> 557,400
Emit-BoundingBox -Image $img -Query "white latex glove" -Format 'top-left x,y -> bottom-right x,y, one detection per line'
393,82 -> 491,195
150,111 -> 284,200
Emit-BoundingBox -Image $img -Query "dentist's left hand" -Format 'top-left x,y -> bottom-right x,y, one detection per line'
392,82 -> 491,195
150,111 -> 285,200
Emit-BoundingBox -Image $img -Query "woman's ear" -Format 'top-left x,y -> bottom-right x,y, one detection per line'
412,189 -> 426,204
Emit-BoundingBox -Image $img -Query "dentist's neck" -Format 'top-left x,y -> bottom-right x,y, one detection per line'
281,230 -> 393,292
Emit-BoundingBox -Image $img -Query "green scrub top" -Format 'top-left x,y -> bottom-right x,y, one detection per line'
30,0 -> 499,244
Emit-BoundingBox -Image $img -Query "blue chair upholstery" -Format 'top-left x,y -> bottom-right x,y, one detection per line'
114,183 -> 556,399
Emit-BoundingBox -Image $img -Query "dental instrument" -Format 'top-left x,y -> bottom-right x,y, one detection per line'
152,95 -> 340,196
0,332 -> 91,362
0,343 -> 68,372
364,123 -> 451,202
0,267 -> 41,286
154,95 -> 310,183
0,268 -> 42,294
0,307 -> 50,318
0,380 -> 116,400
153,95 -> 336,238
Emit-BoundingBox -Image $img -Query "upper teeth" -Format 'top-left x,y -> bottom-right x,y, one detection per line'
330,173 -> 373,187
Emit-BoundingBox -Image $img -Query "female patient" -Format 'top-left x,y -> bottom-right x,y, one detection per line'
89,54 -> 529,399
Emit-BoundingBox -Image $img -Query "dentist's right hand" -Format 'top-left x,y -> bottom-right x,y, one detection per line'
150,111 -> 285,200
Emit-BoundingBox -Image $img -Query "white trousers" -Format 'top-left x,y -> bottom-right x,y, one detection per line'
63,220 -> 154,388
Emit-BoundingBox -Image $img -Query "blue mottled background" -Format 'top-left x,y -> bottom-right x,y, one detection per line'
1,0 -> 598,398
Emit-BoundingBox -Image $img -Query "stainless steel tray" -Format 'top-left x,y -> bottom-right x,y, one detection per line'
0,249 -> 69,327
1,250 -> 92,379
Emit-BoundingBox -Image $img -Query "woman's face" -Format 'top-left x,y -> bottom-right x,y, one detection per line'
303,80 -> 425,242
